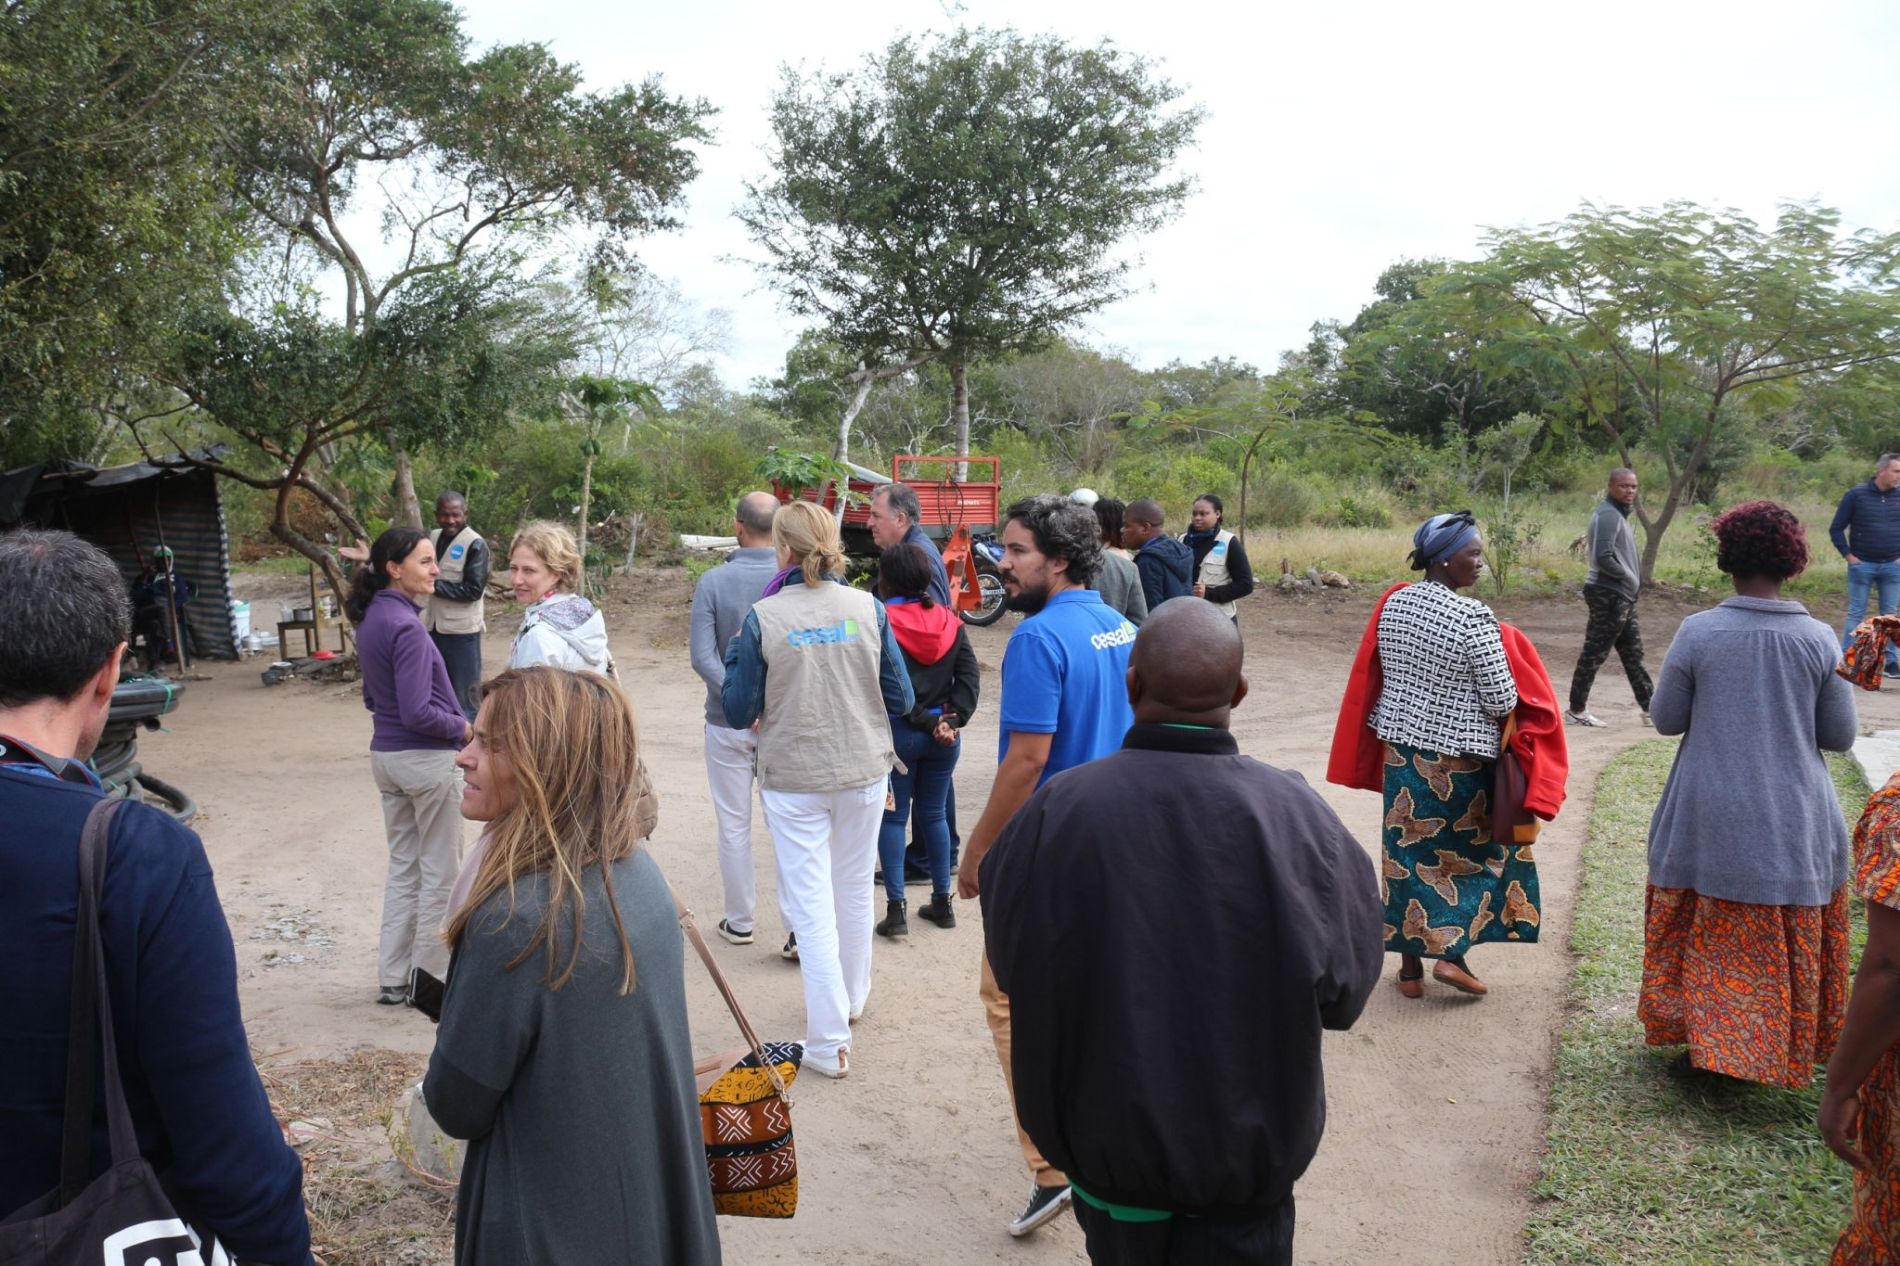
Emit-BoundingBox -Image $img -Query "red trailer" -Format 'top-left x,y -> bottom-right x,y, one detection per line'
771,454 -> 1006,626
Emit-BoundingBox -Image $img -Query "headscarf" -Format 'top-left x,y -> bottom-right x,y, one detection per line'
1409,510 -> 1479,572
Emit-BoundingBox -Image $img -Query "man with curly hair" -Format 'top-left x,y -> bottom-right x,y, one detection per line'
957,493 -> 1136,1239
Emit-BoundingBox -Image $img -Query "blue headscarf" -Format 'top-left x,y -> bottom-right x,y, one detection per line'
1409,510 -> 1478,572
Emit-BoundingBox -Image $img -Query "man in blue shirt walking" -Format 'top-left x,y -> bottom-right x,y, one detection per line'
957,494 -> 1136,1240
1829,453 -> 1900,673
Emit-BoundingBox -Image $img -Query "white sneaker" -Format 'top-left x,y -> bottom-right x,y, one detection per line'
1639,710 -> 1653,728
804,1047 -> 848,1079
716,919 -> 754,946
1564,709 -> 1606,728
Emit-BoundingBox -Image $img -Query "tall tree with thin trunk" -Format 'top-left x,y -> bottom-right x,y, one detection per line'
738,27 -> 1201,474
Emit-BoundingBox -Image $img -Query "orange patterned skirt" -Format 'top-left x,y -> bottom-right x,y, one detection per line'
1833,1044 -> 1900,1263
1637,883 -> 1849,1089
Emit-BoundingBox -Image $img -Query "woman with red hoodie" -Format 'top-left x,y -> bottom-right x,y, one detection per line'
876,543 -> 981,939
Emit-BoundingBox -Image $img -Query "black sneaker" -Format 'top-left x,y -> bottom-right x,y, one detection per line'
1008,1183 -> 1072,1237
781,933 -> 799,961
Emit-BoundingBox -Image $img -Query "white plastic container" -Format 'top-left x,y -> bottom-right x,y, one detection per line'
231,600 -> 252,642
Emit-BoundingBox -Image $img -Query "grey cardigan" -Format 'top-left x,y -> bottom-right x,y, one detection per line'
1647,596 -> 1857,906
689,545 -> 779,726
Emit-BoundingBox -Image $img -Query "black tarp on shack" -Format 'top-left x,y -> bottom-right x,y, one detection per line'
0,449 -> 240,659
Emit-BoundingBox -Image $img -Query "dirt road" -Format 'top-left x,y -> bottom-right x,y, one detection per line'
153,571 -> 1894,1264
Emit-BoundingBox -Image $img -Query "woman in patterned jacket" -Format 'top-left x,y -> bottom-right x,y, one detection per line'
1367,511 -> 1525,999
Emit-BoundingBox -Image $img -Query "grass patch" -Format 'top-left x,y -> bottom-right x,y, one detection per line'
260,1049 -> 452,1265
1523,740 -> 1871,1264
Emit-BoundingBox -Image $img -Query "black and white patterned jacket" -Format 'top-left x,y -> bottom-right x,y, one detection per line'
1370,581 -> 1518,759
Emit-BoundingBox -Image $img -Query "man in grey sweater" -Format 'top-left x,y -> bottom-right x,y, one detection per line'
1567,467 -> 1654,727
689,491 -> 780,945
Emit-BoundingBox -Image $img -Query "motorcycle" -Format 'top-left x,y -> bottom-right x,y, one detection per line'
959,531 -> 1008,628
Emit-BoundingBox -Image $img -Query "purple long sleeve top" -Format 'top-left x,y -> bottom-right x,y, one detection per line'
357,588 -> 468,751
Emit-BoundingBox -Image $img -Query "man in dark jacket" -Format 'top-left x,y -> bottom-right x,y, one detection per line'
0,529 -> 313,1264
981,599 -> 1382,1264
1566,467 -> 1653,727
1122,499 -> 1193,611
1830,453 -> 1900,674
426,490 -> 489,720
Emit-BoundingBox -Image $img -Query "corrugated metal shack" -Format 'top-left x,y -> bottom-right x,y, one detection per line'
0,449 -> 240,659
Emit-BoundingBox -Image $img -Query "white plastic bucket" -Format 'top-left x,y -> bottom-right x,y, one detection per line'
231,600 -> 252,642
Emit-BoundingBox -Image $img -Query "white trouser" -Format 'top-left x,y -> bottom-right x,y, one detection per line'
703,723 -> 762,931
760,779 -> 885,1061
370,748 -> 465,988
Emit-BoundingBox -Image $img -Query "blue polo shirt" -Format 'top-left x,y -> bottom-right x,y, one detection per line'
998,588 -> 1136,782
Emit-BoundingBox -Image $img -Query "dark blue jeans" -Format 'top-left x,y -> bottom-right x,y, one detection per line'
1845,560 -> 1900,670
429,631 -> 482,722
881,723 -> 959,901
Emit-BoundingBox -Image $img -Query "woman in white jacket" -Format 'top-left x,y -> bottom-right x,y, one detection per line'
507,522 -> 612,674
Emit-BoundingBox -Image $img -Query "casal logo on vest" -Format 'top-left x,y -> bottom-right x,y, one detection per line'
786,619 -> 860,647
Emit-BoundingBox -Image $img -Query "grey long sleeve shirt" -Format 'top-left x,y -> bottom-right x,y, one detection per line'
1584,499 -> 1641,601
1647,596 -> 1857,906
688,546 -> 779,727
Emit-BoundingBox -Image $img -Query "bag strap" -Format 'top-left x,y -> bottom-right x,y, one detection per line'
58,798 -> 138,1205
669,886 -> 792,1104
1499,711 -> 1519,751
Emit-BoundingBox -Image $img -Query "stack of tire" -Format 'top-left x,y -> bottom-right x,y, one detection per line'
99,672 -> 197,822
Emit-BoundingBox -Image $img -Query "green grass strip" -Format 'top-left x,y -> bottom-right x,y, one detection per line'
1523,740 -> 1873,1265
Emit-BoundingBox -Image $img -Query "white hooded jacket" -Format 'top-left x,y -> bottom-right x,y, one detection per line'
510,593 -> 612,675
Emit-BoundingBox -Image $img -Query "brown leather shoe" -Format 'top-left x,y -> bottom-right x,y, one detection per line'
1432,958 -> 1488,996
1395,969 -> 1424,999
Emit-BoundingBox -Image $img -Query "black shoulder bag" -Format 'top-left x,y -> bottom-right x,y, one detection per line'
0,798 -> 234,1265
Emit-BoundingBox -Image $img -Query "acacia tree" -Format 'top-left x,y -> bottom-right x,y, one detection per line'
1451,201 -> 1900,580
131,0 -> 712,599
738,27 -> 1202,472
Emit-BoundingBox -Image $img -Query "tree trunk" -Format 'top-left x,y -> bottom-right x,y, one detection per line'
577,444 -> 595,593
831,372 -> 875,525
951,358 -> 970,482
387,431 -> 423,529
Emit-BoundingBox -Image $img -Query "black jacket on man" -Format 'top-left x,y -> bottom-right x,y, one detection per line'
981,723 -> 1382,1219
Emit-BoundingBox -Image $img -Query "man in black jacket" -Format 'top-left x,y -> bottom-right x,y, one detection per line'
981,599 -> 1382,1264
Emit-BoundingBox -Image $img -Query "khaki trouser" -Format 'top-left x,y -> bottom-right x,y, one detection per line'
370,748 -> 464,988
980,952 -> 1065,1187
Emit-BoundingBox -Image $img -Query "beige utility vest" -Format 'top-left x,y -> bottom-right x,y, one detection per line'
427,525 -> 486,634
1189,527 -> 1239,620
752,580 -> 894,793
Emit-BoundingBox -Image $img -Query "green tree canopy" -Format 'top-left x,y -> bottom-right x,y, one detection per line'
1448,200 -> 1900,579
131,0 -> 713,602
738,26 -> 1203,465
0,0 -> 290,464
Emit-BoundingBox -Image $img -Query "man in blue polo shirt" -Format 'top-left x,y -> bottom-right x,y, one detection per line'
957,493 -> 1135,1240
1830,453 -> 1900,674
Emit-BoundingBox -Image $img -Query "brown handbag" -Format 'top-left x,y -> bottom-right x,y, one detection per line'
673,892 -> 802,1218
1492,713 -> 1540,845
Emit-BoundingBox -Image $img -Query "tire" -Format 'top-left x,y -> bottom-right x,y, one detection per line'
959,560 -> 1009,627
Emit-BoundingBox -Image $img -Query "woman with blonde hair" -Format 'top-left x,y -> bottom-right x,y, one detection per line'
722,499 -> 914,1078
423,667 -> 717,1265
507,520 -> 610,674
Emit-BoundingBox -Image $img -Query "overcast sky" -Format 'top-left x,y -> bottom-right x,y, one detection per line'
456,0 -> 1900,387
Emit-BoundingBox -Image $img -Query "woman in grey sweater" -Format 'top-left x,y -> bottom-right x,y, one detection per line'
425,667 -> 719,1265
1640,500 -> 1858,1087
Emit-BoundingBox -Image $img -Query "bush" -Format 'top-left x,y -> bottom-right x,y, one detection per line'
1324,488 -> 1396,529
1107,447 -> 1236,522
1247,465 -> 1318,529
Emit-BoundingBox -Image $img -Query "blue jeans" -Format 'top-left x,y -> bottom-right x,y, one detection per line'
429,631 -> 482,721
1844,561 -> 1900,668
880,723 -> 959,901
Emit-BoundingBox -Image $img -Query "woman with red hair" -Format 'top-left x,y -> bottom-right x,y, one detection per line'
1641,500 -> 1858,1086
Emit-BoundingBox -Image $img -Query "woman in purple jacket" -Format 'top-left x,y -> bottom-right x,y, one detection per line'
346,528 -> 472,1006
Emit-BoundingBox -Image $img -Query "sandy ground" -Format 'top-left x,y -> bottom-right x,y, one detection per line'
143,569 -> 1900,1264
